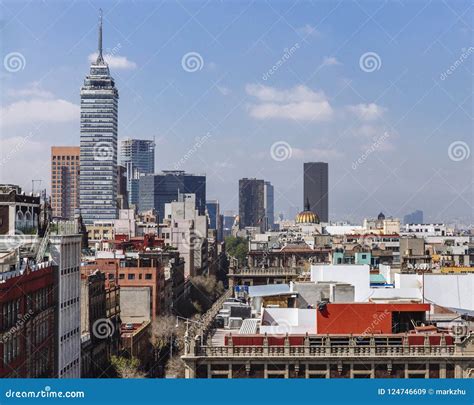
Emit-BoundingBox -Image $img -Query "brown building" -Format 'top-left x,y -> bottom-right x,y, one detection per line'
82,251 -> 184,321
51,146 -> 80,219
0,258 -> 55,378
80,269 -> 121,377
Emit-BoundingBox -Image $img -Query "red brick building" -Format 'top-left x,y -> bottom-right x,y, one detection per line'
82,251 -> 184,321
0,261 -> 55,378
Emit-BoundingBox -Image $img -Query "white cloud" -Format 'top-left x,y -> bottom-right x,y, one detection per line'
321,56 -> 341,67
7,82 -> 53,99
353,124 -> 379,138
88,52 -> 137,70
298,24 -> 320,37
0,136 -> 49,187
1,98 -> 79,127
347,103 -> 386,121
246,84 -> 333,121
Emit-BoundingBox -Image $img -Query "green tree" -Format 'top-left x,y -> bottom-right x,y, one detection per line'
225,236 -> 248,265
110,355 -> 145,378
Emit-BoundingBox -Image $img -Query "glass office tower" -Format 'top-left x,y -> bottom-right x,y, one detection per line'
80,12 -> 119,224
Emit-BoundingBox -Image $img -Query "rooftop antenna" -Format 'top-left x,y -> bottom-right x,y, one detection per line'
96,9 -> 104,64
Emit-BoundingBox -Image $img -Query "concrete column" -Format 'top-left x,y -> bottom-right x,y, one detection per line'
404,363 -> 408,379
455,363 -> 463,378
439,362 -> 446,378
228,363 -> 232,379
185,362 -> 196,379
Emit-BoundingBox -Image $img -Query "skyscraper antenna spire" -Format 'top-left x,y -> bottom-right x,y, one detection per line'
96,9 -> 104,64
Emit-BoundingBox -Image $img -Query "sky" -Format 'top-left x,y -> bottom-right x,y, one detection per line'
0,0 -> 472,224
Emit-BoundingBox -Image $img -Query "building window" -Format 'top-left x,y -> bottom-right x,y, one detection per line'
127,274 -> 135,280
145,274 -> 152,280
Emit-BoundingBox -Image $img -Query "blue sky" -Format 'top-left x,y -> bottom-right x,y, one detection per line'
0,0 -> 472,224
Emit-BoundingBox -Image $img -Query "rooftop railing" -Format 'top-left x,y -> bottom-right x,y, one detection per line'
186,333 -> 473,358
228,267 -> 304,276
194,343 -> 458,358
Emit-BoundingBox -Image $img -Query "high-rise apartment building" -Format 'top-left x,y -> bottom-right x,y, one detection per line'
80,12 -> 119,225
49,224 -> 82,378
138,171 -> 206,220
120,138 -> 155,206
239,178 -> 265,230
51,146 -> 80,219
303,162 -> 328,222
264,181 -> 274,231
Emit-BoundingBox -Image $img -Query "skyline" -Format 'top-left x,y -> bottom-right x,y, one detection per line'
0,0 -> 472,224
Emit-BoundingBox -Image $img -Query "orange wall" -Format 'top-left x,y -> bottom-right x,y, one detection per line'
316,303 -> 429,334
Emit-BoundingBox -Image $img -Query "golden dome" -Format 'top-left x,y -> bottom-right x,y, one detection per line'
296,198 -> 320,224
296,210 -> 319,224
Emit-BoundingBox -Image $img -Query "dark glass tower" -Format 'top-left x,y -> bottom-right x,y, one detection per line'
120,138 -> 155,206
138,171 -> 206,220
303,162 -> 328,222
238,178 -> 265,230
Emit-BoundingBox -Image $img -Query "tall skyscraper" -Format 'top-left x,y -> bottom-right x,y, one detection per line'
404,209 -> 424,224
264,181 -> 274,231
303,162 -> 328,222
206,200 -> 220,230
120,138 -> 155,206
51,146 -> 80,219
206,199 -> 223,241
239,178 -> 265,230
80,11 -> 119,225
138,171 -> 206,220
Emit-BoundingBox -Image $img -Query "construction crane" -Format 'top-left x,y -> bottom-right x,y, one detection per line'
32,179 -> 42,195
